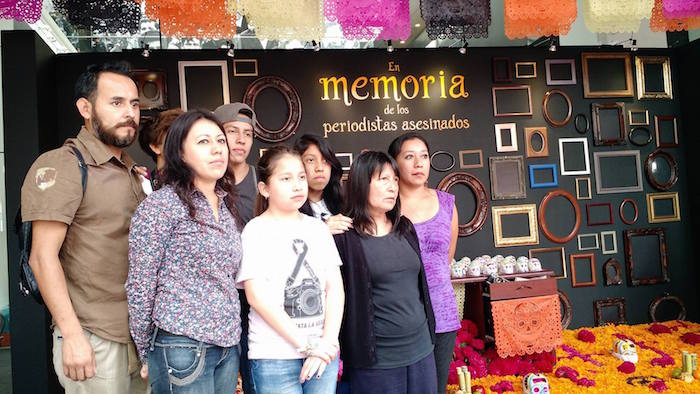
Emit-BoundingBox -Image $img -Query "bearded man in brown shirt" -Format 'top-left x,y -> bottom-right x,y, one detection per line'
21,61 -> 149,393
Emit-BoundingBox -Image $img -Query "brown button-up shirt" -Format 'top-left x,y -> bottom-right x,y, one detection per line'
21,127 -> 146,343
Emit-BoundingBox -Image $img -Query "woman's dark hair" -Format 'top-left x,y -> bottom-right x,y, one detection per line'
139,108 -> 183,162
344,151 -> 410,237
387,132 -> 430,159
161,109 -> 240,225
254,145 -> 302,216
293,134 -> 344,215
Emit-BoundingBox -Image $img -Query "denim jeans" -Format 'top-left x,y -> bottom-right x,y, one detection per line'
148,330 -> 239,394
251,357 -> 339,394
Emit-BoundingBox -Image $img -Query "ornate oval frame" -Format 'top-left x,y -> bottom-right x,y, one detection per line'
603,258 -> 623,286
629,126 -> 653,146
619,198 -> 639,225
430,150 -> 456,172
649,294 -> 686,322
539,189 -> 580,243
437,172 -> 489,237
645,149 -> 678,191
574,113 -> 589,134
559,290 -> 573,329
243,76 -> 302,142
543,89 -> 572,127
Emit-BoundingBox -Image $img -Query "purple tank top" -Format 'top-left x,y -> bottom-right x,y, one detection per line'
412,190 -> 460,333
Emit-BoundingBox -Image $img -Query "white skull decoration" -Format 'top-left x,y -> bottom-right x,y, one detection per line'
499,260 -> 515,274
482,262 -> 498,276
450,259 -> 461,278
611,339 -> 639,363
516,258 -> 530,273
516,256 -> 529,267
528,258 -> 542,272
481,254 -> 491,261
468,258 -> 483,277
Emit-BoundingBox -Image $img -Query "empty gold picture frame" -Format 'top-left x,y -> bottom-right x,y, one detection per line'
515,62 -> 537,78
575,177 -> 592,200
635,56 -> 672,99
233,59 -> 259,77
581,52 -> 634,98
492,204 -> 539,247
646,192 -> 681,223
628,109 -> 650,126
459,149 -> 484,169
529,247 -> 567,279
525,127 -> 548,158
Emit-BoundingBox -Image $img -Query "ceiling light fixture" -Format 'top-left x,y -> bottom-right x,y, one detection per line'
141,42 -> 150,58
227,41 -> 235,57
386,40 -> 394,52
459,41 -> 468,54
311,40 -> 320,52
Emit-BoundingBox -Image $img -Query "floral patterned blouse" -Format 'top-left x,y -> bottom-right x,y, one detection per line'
126,184 -> 242,362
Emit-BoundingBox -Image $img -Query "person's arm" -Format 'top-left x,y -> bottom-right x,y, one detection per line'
320,266 -> 344,348
448,204 -> 459,263
324,214 -> 353,235
29,220 -> 96,382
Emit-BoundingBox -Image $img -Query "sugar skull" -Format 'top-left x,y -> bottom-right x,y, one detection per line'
480,254 -> 491,261
516,258 -> 530,273
450,259 -> 461,278
611,339 -> 638,363
528,258 -> 542,272
504,255 -> 516,265
522,373 -> 550,394
499,260 -> 515,274
482,262 -> 498,276
468,259 -> 483,277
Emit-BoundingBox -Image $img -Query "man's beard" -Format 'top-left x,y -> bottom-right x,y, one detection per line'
91,111 -> 137,148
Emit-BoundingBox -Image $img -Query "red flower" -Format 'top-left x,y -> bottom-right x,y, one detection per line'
577,378 -> 596,387
577,329 -> 596,343
456,329 -> 474,345
489,380 -> 514,393
471,338 -> 485,350
651,355 -> 674,367
461,319 -> 479,336
617,361 -> 636,374
649,380 -> 668,392
649,323 -> 672,334
680,332 -> 700,345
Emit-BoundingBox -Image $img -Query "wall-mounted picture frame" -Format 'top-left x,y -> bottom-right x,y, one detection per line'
515,62 -> 537,78
629,127 -> 653,146
624,227 -> 669,287
577,233 -> 600,251
233,59 -> 259,77
525,127 -> 548,158
635,56 -> 673,99
133,70 -> 168,110
335,153 -> 353,171
575,177 -> 592,200
593,150 -> 643,194
459,149 -> 484,169
492,57 -> 513,83
489,156 -> 526,200
494,123 -> 518,152
628,109 -> 650,126
437,172 -> 489,236
619,198 -> 639,225
594,297 -> 627,326
654,115 -> 679,148
645,149 -> 678,191
528,164 -> 558,189
430,151 -> 455,172
570,253 -> 596,288
243,75 -> 302,143
492,85 -> 533,117
603,258 -> 623,286
542,89 -> 572,127
592,102 -> 626,146
649,294 -> 687,322
601,231 -> 618,255
545,59 -> 576,85
539,189 -> 581,244
558,138 -> 591,176
178,60 -> 230,111
491,204 -> 539,247
581,52 -> 634,98
586,202 -> 614,226
259,148 -> 269,158
529,247 -> 567,279
646,192 -> 681,223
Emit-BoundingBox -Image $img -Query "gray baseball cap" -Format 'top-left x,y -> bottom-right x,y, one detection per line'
214,102 -> 257,126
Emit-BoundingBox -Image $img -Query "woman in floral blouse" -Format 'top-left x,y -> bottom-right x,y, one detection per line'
126,109 -> 243,393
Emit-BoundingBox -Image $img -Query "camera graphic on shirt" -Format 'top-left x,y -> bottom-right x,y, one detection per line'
284,278 -> 323,319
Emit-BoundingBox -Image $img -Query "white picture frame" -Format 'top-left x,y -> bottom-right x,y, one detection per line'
495,123 -> 518,152
601,231 -> 618,255
335,153 -> 353,171
577,233 -> 600,251
559,137 -> 590,176
178,60 -> 230,111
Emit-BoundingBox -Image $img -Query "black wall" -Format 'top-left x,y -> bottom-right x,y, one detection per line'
5,30 -> 698,392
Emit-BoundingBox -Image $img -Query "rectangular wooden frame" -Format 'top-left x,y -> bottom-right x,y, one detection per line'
581,52 -> 634,98
575,177 -> 592,200
233,59 -> 259,77
528,247 -> 567,279
489,156 -> 526,200
178,60 -> 230,111
593,150 -> 643,194
594,297 -> 627,326
525,127 -> 548,158
495,123 -> 518,152
628,109 -> 650,126
492,57 -> 513,83
558,138 -> 591,176
545,59 -> 576,85
635,56 -> 672,99
623,227 -> 669,286
492,85 -> 533,117
654,115 -> 679,148
528,164 -> 558,189
491,204 -> 539,247
335,153 -> 353,171
570,253 -> 596,288
586,202 -> 614,225
601,230 -> 618,255
515,62 -> 537,78
646,192 -> 680,223
459,149 -> 484,169
577,233 -> 600,251
592,102 -> 626,146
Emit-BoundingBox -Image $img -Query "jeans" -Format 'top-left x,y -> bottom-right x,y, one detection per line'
148,330 -> 239,394
251,357 -> 339,394
347,352 -> 437,394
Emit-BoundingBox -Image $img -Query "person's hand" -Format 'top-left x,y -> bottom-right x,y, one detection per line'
61,331 -> 96,381
299,356 -> 328,382
134,166 -> 149,178
325,214 -> 353,235
309,337 -> 339,362
140,364 -> 149,381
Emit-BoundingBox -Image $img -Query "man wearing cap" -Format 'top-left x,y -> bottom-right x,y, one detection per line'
214,102 -> 257,394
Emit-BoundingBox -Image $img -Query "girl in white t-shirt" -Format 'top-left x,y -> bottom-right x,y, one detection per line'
237,145 -> 345,394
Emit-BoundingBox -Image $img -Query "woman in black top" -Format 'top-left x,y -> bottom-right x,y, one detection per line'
334,151 -> 437,394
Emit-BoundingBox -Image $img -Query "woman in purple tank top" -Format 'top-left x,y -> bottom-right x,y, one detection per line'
388,133 -> 460,394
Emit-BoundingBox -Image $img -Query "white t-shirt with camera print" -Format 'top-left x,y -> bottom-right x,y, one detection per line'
237,213 -> 342,360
